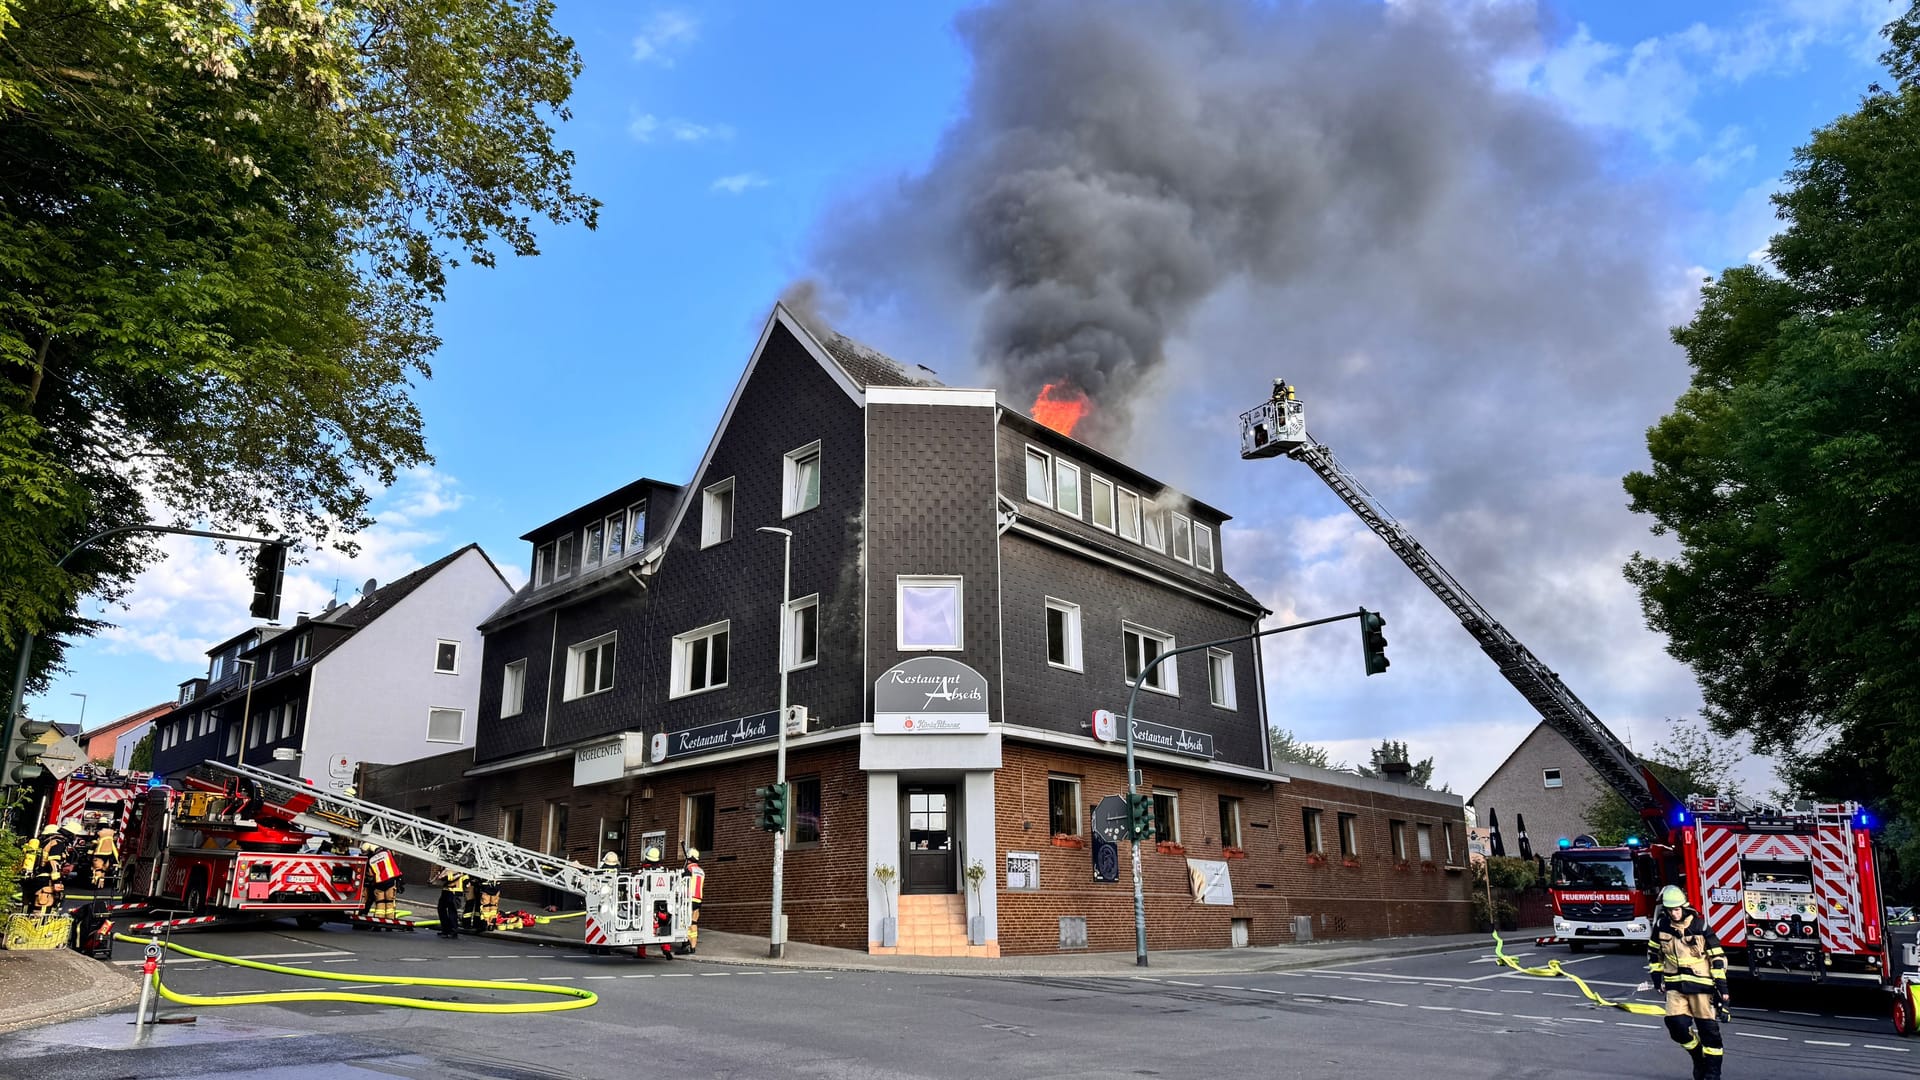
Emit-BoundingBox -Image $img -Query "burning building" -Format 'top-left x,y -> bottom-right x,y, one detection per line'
363,303 -> 1470,955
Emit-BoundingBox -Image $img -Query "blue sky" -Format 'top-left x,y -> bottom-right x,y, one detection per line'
41,1 -> 1902,798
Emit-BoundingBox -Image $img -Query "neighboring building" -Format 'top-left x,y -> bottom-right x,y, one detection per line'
1469,721 -> 1608,855
78,703 -> 171,769
151,545 -> 513,784
365,304 -> 1472,957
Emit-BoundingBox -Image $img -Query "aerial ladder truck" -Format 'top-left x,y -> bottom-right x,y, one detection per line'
122,760 -> 689,951
1239,381 -> 1909,1033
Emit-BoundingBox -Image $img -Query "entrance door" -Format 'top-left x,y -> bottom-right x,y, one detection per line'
902,786 -> 958,894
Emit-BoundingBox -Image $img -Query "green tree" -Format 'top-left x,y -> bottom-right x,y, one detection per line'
126,730 -> 153,773
0,0 -> 598,697
1623,6 -> 1920,899
1353,738 -> 1442,790
1582,723 -> 1736,845
1268,726 -> 1338,771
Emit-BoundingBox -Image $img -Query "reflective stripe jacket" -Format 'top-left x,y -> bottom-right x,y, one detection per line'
1648,907 -> 1728,993
686,863 -> 705,903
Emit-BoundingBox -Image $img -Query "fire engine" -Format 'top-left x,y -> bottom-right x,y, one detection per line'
44,767 -> 154,832
1546,835 -> 1662,951
120,775 -> 367,928
1241,381 -> 1903,1029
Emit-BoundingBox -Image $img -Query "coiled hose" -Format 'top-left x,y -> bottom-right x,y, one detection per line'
1489,931 -> 1667,1016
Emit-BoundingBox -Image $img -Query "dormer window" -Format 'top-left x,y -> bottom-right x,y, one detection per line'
583,519 -> 605,568
535,542 -> 556,587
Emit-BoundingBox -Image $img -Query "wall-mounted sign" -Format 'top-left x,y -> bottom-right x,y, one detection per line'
574,733 -> 647,786
873,657 -> 990,735
1125,718 -> 1214,759
1187,858 -> 1234,905
654,712 -> 778,763
1006,850 -> 1040,891
1091,709 -> 1117,741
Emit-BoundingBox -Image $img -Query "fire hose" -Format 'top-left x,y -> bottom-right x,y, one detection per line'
112,933 -> 597,1014
1489,931 -> 1668,1017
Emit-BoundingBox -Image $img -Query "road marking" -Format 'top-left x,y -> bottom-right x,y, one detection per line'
1424,983 -> 1453,990
1544,992 -> 1581,999
1780,1010 -> 1822,1018
118,949 -> 351,967
621,974 -> 654,979
1864,1045 -> 1911,1053
536,976 -> 576,981
1513,1015 -> 1551,1021
1167,980 -> 1205,987
1456,986 -> 1496,993
583,976 -> 617,980
1616,1023 -> 1659,1029
1563,1018 -> 1606,1025
1499,989 -> 1534,994
1804,1040 -> 1851,1047
1558,955 -> 1599,965
1211,985 -> 1247,991
1472,953 -> 1529,964
446,955 -> 479,959
486,955 -> 517,959
1734,1032 -> 1786,1042
1326,995 -> 1365,1003
322,959 -> 357,964
1368,1000 -> 1408,1008
699,972 -> 728,977
496,977 -> 528,982
1417,1006 -> 1454,1012
1245,988 -> 1288,996
1308,975 -> 1345,981
659,972 -> 694,978
1459,1009 -> 1503,1017
1346,977 -> 1380,984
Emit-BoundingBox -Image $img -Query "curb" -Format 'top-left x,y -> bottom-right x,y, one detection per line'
0,951 -> 144,1035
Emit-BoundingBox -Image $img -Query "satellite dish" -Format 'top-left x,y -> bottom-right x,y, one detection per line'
323,598 -> 338,612
361,577 -> 378,596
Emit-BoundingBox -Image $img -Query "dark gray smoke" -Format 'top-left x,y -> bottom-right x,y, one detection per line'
804,0 -> 1714,785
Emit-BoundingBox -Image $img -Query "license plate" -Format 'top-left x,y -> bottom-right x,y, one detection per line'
1710,887 -> 1741,904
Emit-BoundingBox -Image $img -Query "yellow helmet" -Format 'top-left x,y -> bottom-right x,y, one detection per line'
685,848 -> 700,861
62,820 -> 84,836
601,851 -> 620,867
643,845 -> 662,863
1660,885 -> 1687,909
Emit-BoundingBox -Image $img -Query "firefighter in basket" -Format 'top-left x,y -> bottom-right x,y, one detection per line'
683,847 -> 704,955
634,845 -> 673,960
88,825 -> 119,891
1648,885 -> 1731,1080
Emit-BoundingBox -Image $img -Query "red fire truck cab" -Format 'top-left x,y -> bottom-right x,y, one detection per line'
1547,836 -> 1665,950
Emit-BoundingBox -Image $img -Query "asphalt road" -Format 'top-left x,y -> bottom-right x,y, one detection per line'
0,924 -> 1906,1079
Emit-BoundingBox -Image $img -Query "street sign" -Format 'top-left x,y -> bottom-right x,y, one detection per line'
1091,794 -> 1129,843
39,735 -> 85,780
1092,834 -> 1120,882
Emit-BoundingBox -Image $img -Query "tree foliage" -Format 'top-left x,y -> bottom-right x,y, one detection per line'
127,729 -> 153,773
1583,722 -> 1736,845
0,0 -> 597,698
1623,8 -> 1920,897
1268,726 -> 1337,771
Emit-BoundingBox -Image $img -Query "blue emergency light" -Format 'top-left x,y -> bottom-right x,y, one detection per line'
1857,809 -> 1873,830
1625,836 -> 1641,847
1673,808 -> 1688,826
1556,837 -> 1571,849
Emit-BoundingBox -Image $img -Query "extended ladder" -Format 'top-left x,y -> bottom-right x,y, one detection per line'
1241,386 -> 1675,830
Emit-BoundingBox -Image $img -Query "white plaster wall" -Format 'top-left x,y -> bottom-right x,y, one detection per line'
113,722 -> 152,770
302,549 -> 510,783
963,770 -> 998,944
867,770 -> 898,944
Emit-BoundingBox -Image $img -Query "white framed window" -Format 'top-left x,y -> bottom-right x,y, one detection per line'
1219,797 -> 1243,849
280,703 -> 296,740
1123,621 -> 1178,695
1153,789 -> 1180,843
784,441 -> 822,516
784,594 -> 819,671
226,725 -> 239,756
435,639 -> 460,674
604,511 -> 625,560
1044,598 -> 1082,671
249,718 -> 263,748
1089,475 -> 1116,531
1302,808 -> 1325,854
1339,812 -> 1360,857
1142,509 -> 1165,552
1390,819 -> 1408,861
1047,776 -> 1082,836
1207,648 -> 1236,709
501,659 -> 527,718
1542,768 -> 1564,789
554,534 -> 575,580
1117,488 -> 1142,542
701,477 -> 735,548
535,542 -> 555,586
897,576 -> 963,651
1054,461 -> 1082,517
627,501 -> 648,552
1193,523 -> 1215,573
1417,823 -> 1435,860
428,707 -> 464,743
1171,512 -> 1193,563
671,621 -> 730,697
293,634 -> 310,663
1025,447 -> 1052,505
583,519 -> 605,568
565,633 -> 617,700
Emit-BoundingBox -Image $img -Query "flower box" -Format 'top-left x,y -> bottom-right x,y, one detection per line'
1155,841 -> 1186,856
1305,852 -> 1329,867
1393,859 -> 1412,872
1222,846 -> 1249,860
1420,860 -> 1439,871
1342,857 -> 1362,869
1050,834 -> 1086,849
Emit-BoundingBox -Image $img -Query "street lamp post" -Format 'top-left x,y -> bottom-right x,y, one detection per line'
756,525 -> 793,960
71,692 -> 87,730
234,659 -> 257,766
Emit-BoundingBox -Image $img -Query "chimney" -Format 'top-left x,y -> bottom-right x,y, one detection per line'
1381,760 -> 1413,784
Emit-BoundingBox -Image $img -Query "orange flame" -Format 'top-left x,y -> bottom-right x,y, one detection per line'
1031,383 -> 1090,437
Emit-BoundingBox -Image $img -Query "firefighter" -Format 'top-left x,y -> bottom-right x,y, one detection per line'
683,847 -> 704,955
20,830 -> 55,915
89,826 -> 119,890
1649,885 -> 1730,1080
474,878 -> 502,930
634,845 -> 673,960
362,842 -> 403,920
432,865 -> 469,939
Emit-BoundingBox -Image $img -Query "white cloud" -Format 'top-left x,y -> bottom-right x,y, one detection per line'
628,112 -> 734,144
710,172 -> 770,195
631,10 -> 699,66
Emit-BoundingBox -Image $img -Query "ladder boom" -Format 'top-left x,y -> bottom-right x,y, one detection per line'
204,760 -> 599,895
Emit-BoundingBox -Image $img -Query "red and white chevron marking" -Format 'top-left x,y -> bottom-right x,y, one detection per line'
1694,824 -> 1748,945
235,854 -> 362,906
105,901 -> 146,912
48,781 -> 146,829
128,915 -> 218,932
1812,824 -> 1862,953
349,914 -> 415,928
584,918 -> 608,947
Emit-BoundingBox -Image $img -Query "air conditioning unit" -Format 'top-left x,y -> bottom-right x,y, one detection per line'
783,706 -> 811,736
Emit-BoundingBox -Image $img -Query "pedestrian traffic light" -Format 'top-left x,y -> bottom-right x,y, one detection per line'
756,783 -> 789,832
249,542 -> 288,621
1124,792 -> 1156,842
7,713 -> 54,785
1359,608 -> 1389,676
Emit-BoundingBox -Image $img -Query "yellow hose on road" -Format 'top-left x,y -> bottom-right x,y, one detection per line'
1490,931 -> 1668,1017
113,933 -> 596,1014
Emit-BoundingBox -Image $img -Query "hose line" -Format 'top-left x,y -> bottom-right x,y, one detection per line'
1489,931 -> 1667,1017
114,933 -> 597,1014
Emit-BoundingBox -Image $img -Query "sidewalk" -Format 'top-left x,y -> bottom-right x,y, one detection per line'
0,948 -> 142,1035
483,913 -> 1488,977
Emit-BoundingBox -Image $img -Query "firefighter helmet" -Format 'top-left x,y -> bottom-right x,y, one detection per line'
601,851 -> 620,868
1660,885 -> 1687,909
643,845 -> 662,864
61,820 -> 85,836
685,847 -> 700,862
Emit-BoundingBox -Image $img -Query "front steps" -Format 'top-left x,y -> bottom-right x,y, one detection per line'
873,893 -> 998,958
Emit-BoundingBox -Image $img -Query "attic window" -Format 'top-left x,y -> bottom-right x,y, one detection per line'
1543,768 -> 1564,790
702,478 -> 735,548
1193,523 -> 1215,573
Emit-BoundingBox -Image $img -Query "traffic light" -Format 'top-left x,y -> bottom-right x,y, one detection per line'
756,783 -> 789,832
249,542 -> 288,621
7,713 -> 54,785
1124,792 -> 1156,842
1359,608 -> 1389,676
